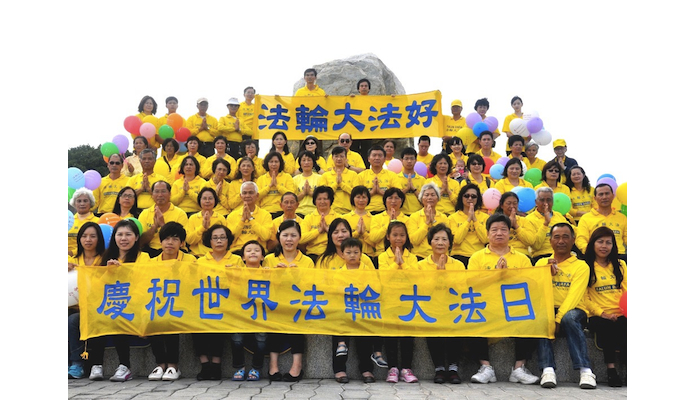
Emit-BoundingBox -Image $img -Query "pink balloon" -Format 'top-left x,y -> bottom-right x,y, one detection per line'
414,161 -> 428,177
466,112 -> 482,129
484,116 -> 499,132
596,177 -> 618,194
388,159 -> 403,174
482,188 -> 502,210
526,117 -> 544,134
139,122 -> 156,139
497,157 -> 510,166
112,135 -> 129,154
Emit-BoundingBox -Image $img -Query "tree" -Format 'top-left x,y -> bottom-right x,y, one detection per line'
68,144 -> 131,177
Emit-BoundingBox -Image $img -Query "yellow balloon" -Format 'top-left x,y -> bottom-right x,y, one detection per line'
142,115 -> 159,128
616,182 -> 627,205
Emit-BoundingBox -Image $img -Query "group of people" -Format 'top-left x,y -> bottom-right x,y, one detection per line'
68,72 -> 627,389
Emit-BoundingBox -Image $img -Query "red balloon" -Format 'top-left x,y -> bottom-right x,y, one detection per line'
619,291 -> 627,317
175,127 -> 191,142
483,157 -> 495,174
124,116 -> 142,135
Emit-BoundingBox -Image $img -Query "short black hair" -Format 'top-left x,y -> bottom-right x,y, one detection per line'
312,186 -> 335,205
418,135 -> 431,144
474,97 -> 490,110
304,68 -> 317,76
138,95 -> 157,114
486,213 -> 511,231
159,221 -> 186,242
357,78 -> 371,90
165,96 -> 178,104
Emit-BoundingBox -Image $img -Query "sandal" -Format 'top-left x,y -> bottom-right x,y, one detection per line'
371,353 -> 388,368
336,343 -> 348,356
232,367 -> 245,381
246,368 -> 260,381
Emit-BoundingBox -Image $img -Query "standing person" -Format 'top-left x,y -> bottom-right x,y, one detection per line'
443,99 -> 473,150
68,188 -> 99,256
218,97 -> 249,159
501,96 -> 524,155
300,186 -> 338,263
157,96 -> 182,133
465,98 -> 500,153
575,183 -> 627,262
326,133 -> 366,173
407,183 -> 450,259
256,151 -> 296,219
397,147 -> 426,216
583,227 -> 627,387
426,153 -> 460,216
121,136 -> 149,177
294,68 -> 326,96
293,151 -> 322,217
416,136 -> 433,167
93,153 -> 128,215
524,141 -> 547,171
355,145 -> 401,214
138,181 -> 189,258
237,87 -> 256,143
185,187 -> 227,258
185,98 -> 219,158
201,135 -> 237,181
494,158 -> 533,194
319,146 -> 358,215
296,135 -> 327,173
226,181 -> 273,254
170,156 -> 206,216
270,131 -> 296,175
526,187 -> 573,264
566,165 -> 596,223
146,222 -> 196,381
448,184 -> 489,267
126,149 -> 168,210
135,95 -> 161,150
383,139 -> 398,167
535,223 -> 597,390
551,139 -> 578,178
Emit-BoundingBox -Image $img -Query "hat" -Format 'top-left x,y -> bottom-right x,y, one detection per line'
227,97 -> 240,106
553,139 -> 567,148
197,97 -> 208,104
451,99 -> 463,107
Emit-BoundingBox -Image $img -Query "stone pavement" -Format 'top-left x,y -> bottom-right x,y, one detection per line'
69,378 -> 627,399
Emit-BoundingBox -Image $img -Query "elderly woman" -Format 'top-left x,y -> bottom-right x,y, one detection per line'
122,136 -> 149,177
448,184 -> 489,266
202,158 -> 231,216
494,158 -> 533,194
186,187 -> 227,258
535,160 -> 571,196
406,183 -> 450,259
256,151 -> 296,219
300,186 -> 338,263
524,141 -> 546,171
68,188 -> 99,256
426,153 -> 460,215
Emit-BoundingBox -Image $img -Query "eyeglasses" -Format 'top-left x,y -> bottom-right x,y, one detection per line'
306,141 -> 316,145
463,194 -> 478,199
340,139 -> 351,143
120,193 -> 134,199
109,161 -> 122,165
547,168 -> 560,173
470,162 -> 483,166
211,236 -> 228,242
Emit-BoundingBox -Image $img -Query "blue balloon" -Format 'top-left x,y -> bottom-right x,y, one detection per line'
473,122 -> 489,137
68,167 -> 85,189
516,187 -> 536,213
68,210 -> 74,231
178,142 -> 187,152
99,223 -> 114,249
489,164 -> 504,180
597,173 -> 616,182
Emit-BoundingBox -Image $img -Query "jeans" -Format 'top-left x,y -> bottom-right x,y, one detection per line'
68,312 -> 84,363
538,308 -> 590,370
231,333 -> 267,369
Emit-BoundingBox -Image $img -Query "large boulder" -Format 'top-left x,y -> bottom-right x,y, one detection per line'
290,54 -> 412,164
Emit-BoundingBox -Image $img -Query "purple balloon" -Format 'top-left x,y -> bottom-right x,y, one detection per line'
596,177 -> 618,194
414,161 -> 428,177
526,117 -> 544,134
112,134 -> 130,154
484,116 -> 499,132
466,112 -> 482,129
497,157 -> 510,166
83,170 -> 102,190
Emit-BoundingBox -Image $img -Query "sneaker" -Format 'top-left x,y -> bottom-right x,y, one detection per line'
540,371 -> 557,388
470,365 -> 496,384
447,369 -> 462,384
162,367 -> 181,381
371,353 -> 388,368
400,368 -> 418,383
433,370 -> 446,384
579,371 -> 597,389
386,367 -> 399,383
68,364 -> 84,379
509,365 -> 539,384
110,364 -> 132,382
89,365 -> 104,381
148,366 -> 164,381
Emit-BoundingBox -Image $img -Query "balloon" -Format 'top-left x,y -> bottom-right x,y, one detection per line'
83,170 -> 102,190
482,188 -> 501,210
531,129 -> 552,146
515,187 -> 536,213
598,173 -> 616,182
552,192 -> 572,215
68,167 -> 85,189
620,204 -> 627,216
68,270 -> 79,307
489,164 -> 504,180
167,113 -> 184,132
596,177 -> 618,195
473,122 -> 489,137
123,116 -> 142,135
99,223 -> 114,249
68,187 -> 76,202
427,167 -> 433,179
526,117 -> 544,134
482,157 -> 494,175
158,124 -> 175,140
465,112 -> 482,129
68,210 -> 74,231
619,291 -> 627,317
178,142 -> 187,152
457,127 -> 474,141
496,157 -> 510,166
522,110 -> 539,121
128,217 -> 143,235
414,161 -> 428,177
509,118 -> 529,137
139,122 -> 156,139
100,142 -> 119,157
616,182 -> 627,205
484,116 -> 499,132
142,115 -> 159,127
99,213 -> 121,227
112,134 -> 130,154
175,127 -> 191,142
388,159 -> 403,174
524,168 -> 541,187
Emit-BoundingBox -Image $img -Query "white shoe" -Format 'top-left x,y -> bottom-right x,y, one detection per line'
579,371 -> 597,389
540,371 -> 557,388
470,365 -> 496,384
162,367 -> 181,381
110,364 -> 132,382
509,365 -> 539,384
89,365 -> 104,381
148,366 -> 164,381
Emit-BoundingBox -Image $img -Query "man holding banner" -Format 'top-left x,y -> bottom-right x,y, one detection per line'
326,133 -> 366,173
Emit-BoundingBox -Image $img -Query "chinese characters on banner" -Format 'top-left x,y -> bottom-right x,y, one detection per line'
78,263 -> 555,340
253,92 -> 445,140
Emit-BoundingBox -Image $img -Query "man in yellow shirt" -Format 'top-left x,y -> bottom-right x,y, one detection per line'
127,149 -> 168,210
442,99 -> 469,149
575,183 -> 627,261
237,87 -> 256,141
185,98 -> 219,158
138,181 -> 189,258
526,187 -> 575,264
218,97 -> 250,159
397,147 -> 426,215
355,145 -> 402,214
535,223 -> 596,390
93,153 -> 128,215
416,136 -> 433,167
226,181 -> 273,254
294,68 -> 326,97
465,98 -> 500,154
319,146 -> 358,214
326,133 -> 366,173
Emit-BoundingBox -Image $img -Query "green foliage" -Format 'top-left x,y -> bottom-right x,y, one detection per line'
68,144 -> 131,177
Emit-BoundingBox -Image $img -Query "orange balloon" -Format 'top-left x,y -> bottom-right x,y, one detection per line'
167,113 -> 184,132
99,213 -> 121,227
103,156 -> 109,163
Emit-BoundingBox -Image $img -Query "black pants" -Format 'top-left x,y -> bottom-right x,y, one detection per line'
87,335 -> 131,366
227,141 -> 242,159
149,334 -> 180,364
588,316 -> 627,364
199,141 -> 215,158
332,336 -> 374,374
384,337 -> 414,369
267,333 -> 305,354
192,333 -> 226,358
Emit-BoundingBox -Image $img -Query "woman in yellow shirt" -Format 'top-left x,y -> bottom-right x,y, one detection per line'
448,184 -> 489,267
493,192 -> 537,257
565,165 -> 596,223
426,153 -> 460,215
228,157 -> 257,211
296,135 -> 327,174
202,159 -> 231,216
121,136 -> 149,177
445,136 -> 468,173
494,158 -> 533,194
185,188 -> 227,257
170,156 -> 206,215
535,160 -> 570,196
294,151 -> 322,217
240,140 -> 266,177
112,186 -> 141,219
316,218 -> 375,270
68,188 -> 100,256
154,138 -> 181,184
256,152 -> 296,218
523,142 -> 546,171
270,131 -> 296,175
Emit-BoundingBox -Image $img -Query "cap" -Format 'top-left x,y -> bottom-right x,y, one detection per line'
197,97 -> 208,104
553,139 -> 567,148
227,97 -> 240,106
451,99 -> 463,107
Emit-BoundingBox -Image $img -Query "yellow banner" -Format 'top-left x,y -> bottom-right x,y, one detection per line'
78,263 -> 555,340
253,91 -> 444,140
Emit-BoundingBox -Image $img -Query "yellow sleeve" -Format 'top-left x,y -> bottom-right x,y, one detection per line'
555,262 -> 590,323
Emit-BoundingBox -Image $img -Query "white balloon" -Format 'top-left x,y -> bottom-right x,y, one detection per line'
522,110 -> 540,121
531,129 -> 552,146
68,270 -> 79,307
509,118 -> 530,137
520,161 -> 527,177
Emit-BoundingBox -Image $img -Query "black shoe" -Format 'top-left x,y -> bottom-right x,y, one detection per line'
268,371 -> 282,381
196,363 -> 210,381
607,368 -> 622,387
283,370 -> 304,382
363,373 -> 376,383
335,375 -> 349,383
210,362 -> 222,380
434,370 -> 446,384
447,369 -> 461,384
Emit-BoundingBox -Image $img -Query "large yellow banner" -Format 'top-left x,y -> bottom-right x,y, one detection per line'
78,263 -> 555,340
253,91 -> 444,140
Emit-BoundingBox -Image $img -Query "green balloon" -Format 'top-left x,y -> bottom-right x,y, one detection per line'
620,204 -> 627,216
101,142 -> 120,157
158,124 -> 175,140
68,187 -> 75,202
552,192 -> 572,215
128,217 -> 143,235
524,168 -> 542,187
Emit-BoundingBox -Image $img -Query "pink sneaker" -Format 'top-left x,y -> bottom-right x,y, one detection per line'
400,368 -> 418,383
386,367 -> 399,383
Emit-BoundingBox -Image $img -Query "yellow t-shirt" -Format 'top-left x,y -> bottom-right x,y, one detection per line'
263,251 -> 315,269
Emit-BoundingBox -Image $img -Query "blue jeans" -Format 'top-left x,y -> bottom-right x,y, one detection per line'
231,333 -> 267,369
68,312 -> 84,363
538,308 -> 590,370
